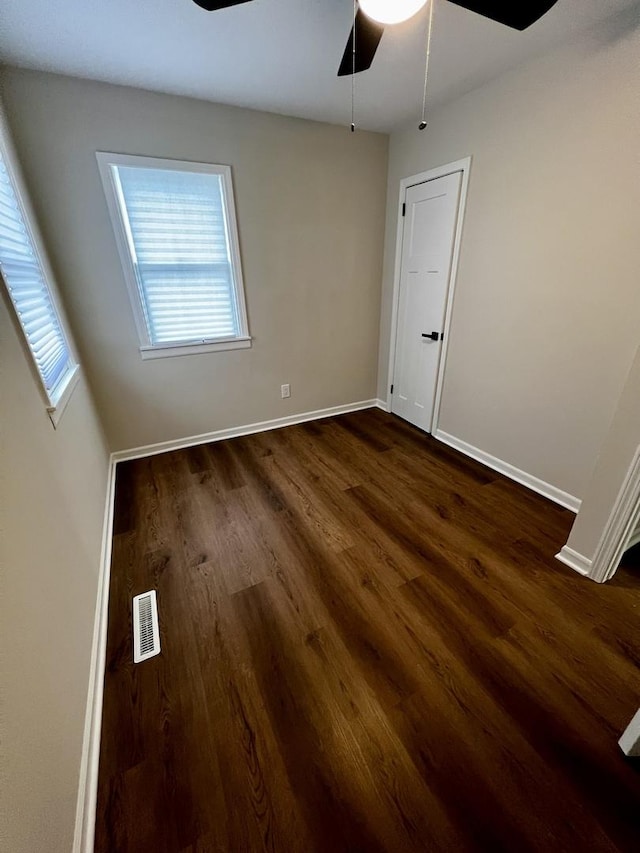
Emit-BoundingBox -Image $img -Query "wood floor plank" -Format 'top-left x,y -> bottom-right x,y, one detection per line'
96,409 -> 640,852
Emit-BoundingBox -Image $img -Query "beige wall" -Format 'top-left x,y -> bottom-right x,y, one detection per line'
0,295 -> 110,851
378,11 -> 640,501
1,70 -> 388,452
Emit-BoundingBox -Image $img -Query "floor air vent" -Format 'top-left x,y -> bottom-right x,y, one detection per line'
133,590 -> 161,663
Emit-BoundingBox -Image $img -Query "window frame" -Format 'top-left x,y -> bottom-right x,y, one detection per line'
96,152 -> 251,359
0,103 -> 80,427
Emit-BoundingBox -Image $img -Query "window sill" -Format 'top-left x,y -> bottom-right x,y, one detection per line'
139,337 -> 252,360
47,363 -> 81,428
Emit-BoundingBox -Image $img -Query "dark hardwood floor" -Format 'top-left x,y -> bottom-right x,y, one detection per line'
96,408 -> 640,852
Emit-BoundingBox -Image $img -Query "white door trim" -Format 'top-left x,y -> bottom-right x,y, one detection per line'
386,157 -> 471,429
589,445 -> 640,583
619,708 -> 640,756
556,444 -> 640,583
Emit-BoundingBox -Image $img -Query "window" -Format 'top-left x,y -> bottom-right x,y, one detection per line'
97,153 -> 250,359
0,106 -> 79,425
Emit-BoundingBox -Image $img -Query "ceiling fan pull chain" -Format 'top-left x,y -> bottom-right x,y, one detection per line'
419,0 -> 435,130
351,0 -> 357,131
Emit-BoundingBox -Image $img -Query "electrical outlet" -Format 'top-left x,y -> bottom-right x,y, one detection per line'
281,384 -> 291,399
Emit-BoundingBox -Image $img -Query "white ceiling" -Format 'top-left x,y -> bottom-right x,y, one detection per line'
0,0 -> 637,132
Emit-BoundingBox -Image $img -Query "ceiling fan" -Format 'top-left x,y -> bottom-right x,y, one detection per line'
191,0 -> 560,76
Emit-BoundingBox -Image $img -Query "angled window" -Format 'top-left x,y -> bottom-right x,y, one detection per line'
97,153 -> 250,359
0,107 -> 79,425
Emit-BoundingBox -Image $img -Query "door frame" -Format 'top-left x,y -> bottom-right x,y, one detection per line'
589,445 -> 640,583
386,157 -> 472,430
556,444 -> 640,583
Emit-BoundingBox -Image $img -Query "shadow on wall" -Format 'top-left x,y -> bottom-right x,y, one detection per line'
593,1 -> 640,49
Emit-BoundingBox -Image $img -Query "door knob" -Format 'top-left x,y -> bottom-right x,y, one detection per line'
422,331 -> 442,341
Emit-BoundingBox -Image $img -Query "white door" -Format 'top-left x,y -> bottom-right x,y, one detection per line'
392,171 -> 462,432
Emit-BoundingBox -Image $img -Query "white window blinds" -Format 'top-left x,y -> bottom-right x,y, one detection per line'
0,152 -> 74,401
113,165 -> 241,346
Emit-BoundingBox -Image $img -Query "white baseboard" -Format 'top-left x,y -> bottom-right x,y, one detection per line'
113,399 -> 380,462
434,429 -> 581,513
73,457 -> 117,853
554,545 -> 592,577
375,397 -> 390,412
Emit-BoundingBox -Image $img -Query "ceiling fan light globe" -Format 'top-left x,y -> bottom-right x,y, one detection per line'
359,0 -> 429,25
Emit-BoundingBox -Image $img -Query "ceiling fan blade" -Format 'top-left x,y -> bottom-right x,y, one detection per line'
446,0 -> 559,30
337,6 -> 385,76
192,0 -> 253,11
